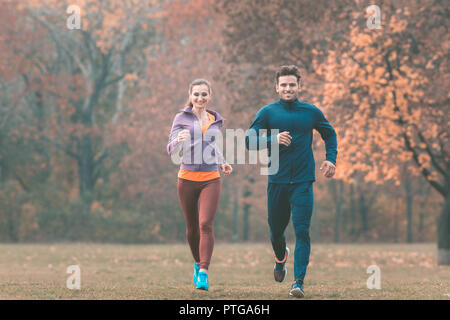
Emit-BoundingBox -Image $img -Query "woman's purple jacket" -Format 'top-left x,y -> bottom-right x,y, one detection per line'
167,105 -> 226,172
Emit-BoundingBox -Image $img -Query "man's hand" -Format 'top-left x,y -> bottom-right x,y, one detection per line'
320,160 -> 336,178
220,163 -> 233,176
277,131 -> 292,146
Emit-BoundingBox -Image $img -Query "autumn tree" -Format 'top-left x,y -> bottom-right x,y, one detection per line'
107,0 -> 235,240
218,0 -> 448,258
319,0 -> 449,263
0,1 -> 54,241
14,0 -> 166,210
1,0 -> 446,244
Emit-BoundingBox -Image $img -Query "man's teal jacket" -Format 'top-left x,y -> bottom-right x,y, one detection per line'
245,99 -> 338,184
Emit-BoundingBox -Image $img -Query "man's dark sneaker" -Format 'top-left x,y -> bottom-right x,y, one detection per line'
289,280 -> 305,298
273,247 -> 290,282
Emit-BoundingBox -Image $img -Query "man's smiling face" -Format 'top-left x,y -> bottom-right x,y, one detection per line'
276,75 -> 300,102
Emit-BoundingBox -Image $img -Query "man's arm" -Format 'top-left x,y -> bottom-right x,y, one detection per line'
245,108 -> 275,150
314,109 -> 338,166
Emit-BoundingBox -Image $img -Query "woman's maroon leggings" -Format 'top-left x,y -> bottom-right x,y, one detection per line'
177,177 -> 221,270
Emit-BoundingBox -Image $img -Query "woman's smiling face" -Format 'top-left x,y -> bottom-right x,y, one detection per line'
190,84 -> 211,109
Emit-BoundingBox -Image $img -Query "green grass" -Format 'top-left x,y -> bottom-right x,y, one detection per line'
0,243 -> 449,299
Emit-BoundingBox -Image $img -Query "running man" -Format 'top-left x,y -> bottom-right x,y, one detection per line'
245,65 -> 337,298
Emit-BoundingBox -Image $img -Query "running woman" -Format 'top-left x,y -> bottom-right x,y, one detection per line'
167,79 -> 232,291
245,65 -> 337,298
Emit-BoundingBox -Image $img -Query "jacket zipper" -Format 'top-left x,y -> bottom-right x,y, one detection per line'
289,106 -> 294,184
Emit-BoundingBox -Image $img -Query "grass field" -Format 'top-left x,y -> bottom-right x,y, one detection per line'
0,242 -> 449,300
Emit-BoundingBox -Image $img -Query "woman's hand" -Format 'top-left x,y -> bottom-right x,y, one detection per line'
220,163 -> 233,176
177,129 -> 190,143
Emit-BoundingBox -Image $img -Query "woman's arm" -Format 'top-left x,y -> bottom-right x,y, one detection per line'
167,114 -> 183,155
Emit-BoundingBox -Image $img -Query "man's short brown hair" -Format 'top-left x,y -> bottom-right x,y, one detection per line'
276,65 -> 301,84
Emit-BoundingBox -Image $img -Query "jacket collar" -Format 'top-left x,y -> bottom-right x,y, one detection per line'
278,98 -> 299,109
180,105 -> 226,122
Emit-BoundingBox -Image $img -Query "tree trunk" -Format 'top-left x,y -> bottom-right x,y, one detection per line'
232,188 -> 239,242
349,184 -> 356,236
393,200 -> 399,243
312,206 -> 319,241
242,180 -> 253,242
242,203 -> 250,242
78,134 -> 95,209
359,192 -> 369,235
342,184 -> 348,235
405,178 -> 413,243
7,209 -> 19,242
331,180 -> 344,243
0,157 -> 7,183
0,133 -> 8,183
437,193 -> 450,265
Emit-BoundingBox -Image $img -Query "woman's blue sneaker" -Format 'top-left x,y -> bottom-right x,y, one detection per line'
196,272 -> 209,291
193,263 -> 200,286
289,280 -> 305,298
